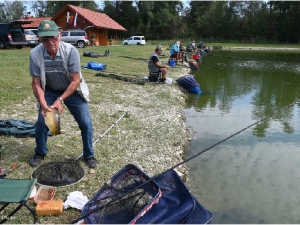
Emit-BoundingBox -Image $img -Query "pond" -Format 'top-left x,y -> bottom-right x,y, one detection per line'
184,50 -> 300,223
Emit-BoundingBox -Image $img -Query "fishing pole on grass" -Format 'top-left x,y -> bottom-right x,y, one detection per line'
75,112 -> 128,161
94,73 -> 146,85
72,100 -> 299,224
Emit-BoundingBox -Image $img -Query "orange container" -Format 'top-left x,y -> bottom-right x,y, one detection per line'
36,200 -> 63,216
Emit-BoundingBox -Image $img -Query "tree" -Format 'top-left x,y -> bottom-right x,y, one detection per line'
29,1 -> 48,17
1,1 -> 26,21
21,0 -> 300,43
0,2 -> 6,21
29,1 -> 100,17
135,1 -> 153,38
117,1 -> 139,35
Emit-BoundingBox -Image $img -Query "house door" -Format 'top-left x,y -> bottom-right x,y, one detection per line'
99,29 -> 107,46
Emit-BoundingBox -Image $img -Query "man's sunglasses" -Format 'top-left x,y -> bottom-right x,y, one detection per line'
39,36 -> 59,42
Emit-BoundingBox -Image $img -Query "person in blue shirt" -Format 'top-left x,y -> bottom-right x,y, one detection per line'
170,41 -> 181,60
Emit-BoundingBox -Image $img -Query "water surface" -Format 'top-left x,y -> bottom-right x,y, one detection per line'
184,50 -> 300,223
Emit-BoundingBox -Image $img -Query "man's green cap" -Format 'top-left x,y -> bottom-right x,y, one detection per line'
38,20 -> 59,37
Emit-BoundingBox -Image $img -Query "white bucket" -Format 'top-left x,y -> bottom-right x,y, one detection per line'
166,78 -> 173,84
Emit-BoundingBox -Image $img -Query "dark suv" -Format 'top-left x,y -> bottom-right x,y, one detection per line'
0,20 -> 31,49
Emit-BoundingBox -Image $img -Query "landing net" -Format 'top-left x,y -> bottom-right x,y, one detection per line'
31,161 -> 85,187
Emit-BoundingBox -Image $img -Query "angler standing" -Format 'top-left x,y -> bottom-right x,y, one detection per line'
29,20 -> 97,168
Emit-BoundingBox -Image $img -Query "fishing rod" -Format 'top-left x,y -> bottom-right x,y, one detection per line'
118,55 -> 149,61
206,53 -> 269,62
71,100 -> 298,223
95,72 -> 146,85
75,112 -> 128,161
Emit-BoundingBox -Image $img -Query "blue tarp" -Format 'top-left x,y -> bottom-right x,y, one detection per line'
177,75 -> 202,94
0,120 -> 51,137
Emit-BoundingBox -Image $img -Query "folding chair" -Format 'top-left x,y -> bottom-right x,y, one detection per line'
0,178 -> 37,224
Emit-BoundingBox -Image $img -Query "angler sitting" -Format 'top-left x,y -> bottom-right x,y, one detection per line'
148,45 -> 169,83
191,41 -> 197,51
169,41 -> 181,61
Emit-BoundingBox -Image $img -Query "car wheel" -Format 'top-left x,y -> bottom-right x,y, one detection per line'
124,42 -> 128,45
16,46 -> 23,49
0,41 -> 7,49
30,45 -> 36,48
137,42 -> 141,45
77,41 -> 85,48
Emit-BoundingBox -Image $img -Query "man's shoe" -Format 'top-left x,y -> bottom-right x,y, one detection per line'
29,154 -> 44,167
159,78 -> 166,83
84,157 -> 98,168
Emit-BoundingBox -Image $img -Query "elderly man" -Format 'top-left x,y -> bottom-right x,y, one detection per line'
148,45 -> 170,82
170,41 -> 181,60
29,20 -> 97,168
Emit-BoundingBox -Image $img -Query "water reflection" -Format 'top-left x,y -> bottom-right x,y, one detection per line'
184,50 -> 300,223
186,51 -> 300,137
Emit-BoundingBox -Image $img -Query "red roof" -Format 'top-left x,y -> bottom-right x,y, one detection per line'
20,17 -> 52,28
52,4 -> 126,31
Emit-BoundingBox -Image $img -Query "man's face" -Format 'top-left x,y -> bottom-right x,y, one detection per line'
39,32 -> 61,53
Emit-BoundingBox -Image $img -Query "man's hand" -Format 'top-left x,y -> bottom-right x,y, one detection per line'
51,98 -> 63,113
41,105 -> 52,118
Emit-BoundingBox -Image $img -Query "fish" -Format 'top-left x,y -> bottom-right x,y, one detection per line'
45,108 -> 61,135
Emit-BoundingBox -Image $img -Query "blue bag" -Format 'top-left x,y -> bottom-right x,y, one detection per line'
85,61 -> 106,70
177,74 -> 202,94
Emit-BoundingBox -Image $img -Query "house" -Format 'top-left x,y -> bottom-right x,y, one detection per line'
21,15 -> 52,29
51,4 -> 127,46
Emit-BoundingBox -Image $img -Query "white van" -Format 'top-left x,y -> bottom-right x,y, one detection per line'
123,36 -> 145,45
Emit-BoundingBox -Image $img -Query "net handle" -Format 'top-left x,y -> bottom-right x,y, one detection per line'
74,112 -> 128,162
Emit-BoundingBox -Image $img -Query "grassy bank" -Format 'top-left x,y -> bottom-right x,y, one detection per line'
0,44 -> 189,224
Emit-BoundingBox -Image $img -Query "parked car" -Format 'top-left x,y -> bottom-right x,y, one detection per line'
24,29 -> 39,48
0,20 -> 31,49
30,29 -> 38,35
123,36 -> 145,45
61,29 -> 90,48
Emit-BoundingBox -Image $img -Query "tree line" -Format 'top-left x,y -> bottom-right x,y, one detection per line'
1,1 -> 299,44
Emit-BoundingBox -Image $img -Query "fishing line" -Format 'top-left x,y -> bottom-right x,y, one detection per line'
206,53 -> 270,62
72,100 -> 298,223
154,100 -> 297,179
